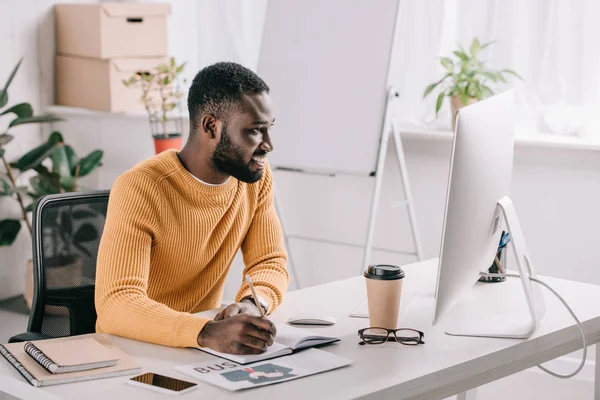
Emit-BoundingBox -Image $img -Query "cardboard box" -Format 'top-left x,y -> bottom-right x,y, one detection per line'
55,55 -> 167,112
55,3 -> 170,59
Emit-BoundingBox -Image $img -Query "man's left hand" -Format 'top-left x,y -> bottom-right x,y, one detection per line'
214,301 -> 263,321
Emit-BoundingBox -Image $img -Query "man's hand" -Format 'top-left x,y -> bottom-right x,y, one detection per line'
214,300 -> 263,321
197,314 -> 276,354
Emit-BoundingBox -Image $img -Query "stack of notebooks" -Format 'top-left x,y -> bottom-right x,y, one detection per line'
0,334 -> 141,387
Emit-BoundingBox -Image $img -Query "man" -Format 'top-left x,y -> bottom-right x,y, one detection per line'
95,62 -> 289,355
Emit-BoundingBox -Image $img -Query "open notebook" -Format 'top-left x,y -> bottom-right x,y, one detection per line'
199,324 -> 340,365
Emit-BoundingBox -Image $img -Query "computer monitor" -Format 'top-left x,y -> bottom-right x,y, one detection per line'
432,90 -> 546,339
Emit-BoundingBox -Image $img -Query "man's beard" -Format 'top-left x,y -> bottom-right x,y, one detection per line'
211,124 -> 264,184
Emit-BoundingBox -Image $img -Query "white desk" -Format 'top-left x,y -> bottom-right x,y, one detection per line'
2,258 -> 600,400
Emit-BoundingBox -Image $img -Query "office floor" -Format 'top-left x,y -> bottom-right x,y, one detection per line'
0,296 -> 592,399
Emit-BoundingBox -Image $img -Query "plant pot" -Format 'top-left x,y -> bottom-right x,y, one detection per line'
450,96 -> 478,131
24,255 -> 84,314
153,133 -> 182,154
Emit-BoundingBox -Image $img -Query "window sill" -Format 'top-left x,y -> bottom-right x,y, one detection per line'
398,125 -> 600,153
46,106 -> 600,153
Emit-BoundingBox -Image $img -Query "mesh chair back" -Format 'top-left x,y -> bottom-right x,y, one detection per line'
28,191 -> 110,338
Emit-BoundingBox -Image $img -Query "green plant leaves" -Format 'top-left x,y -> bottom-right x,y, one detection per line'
0,102 -> 33,119
0,185 -> 28,196
64,145 -> 79,176
0,178 -> 11,195
13,141 -> 55,171
469,38 -> 481,57
72,209 -> 96,219
453,50 -> 470,62
480,85 -> 494,98
48,131 -> 64,145
501,69 -> 523,80
30,174 -> 61,196
435,92 -> 445,114
77,150 -> 103,177
0,134 -> 14,146
480,40 -> 497,51
0,58 -> 23,109
75,223 -> 98,242
50,144 -> 75,191
0,219 -> 21,246
480,71 -> 499,83
459,92 -> 470,106
424,38 -> 523,118
9,115 -> 63,128
440,57 -> 453,71
73,222 -> 99,257
0,148 -> 4,158
423,83 -> 439,99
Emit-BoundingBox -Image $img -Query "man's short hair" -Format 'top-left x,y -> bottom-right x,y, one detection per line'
187,62 -> 270,132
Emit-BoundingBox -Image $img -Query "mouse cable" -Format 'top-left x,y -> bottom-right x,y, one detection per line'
479,272 -> 587,379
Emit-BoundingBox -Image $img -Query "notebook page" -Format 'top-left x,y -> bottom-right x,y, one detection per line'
275,324 -> 338,350
199,342 -> 291,365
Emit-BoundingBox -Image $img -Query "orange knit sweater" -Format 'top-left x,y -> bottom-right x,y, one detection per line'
95,150 -> 289,348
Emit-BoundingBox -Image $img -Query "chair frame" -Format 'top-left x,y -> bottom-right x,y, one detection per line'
27,190 -> 110,335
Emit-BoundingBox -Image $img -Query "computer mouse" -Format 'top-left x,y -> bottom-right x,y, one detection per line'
287,314 -> 337,326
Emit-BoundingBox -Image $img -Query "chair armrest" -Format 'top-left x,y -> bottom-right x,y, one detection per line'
8,332 -> 54,343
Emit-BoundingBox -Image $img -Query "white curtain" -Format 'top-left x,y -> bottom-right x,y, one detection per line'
194,0 -> 268,71
191,0 -> 600,139
393,0 -> 600,138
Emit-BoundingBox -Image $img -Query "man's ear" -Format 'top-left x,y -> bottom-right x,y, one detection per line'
201,114 -> 220,139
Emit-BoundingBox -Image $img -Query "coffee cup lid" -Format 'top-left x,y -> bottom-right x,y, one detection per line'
364,264 -> 405,280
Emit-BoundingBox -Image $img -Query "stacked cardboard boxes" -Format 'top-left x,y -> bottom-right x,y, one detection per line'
55,3 -> 170,112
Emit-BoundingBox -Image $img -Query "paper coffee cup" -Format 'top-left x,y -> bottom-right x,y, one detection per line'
364,264 -> 405,329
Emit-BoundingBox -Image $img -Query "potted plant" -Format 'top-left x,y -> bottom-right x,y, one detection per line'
423,38 -> 522,130
0,59 -> 63,248
0,58 -> 104,307
123,57 -> 187,154
7,130 -> 104,308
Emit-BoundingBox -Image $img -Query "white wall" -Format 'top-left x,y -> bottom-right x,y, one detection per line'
46,109 -> 600,302
3,0 -> 600,304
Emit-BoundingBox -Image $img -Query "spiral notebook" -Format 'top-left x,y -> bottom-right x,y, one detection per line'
0,334 -> 140,387
24,337 -> 119,374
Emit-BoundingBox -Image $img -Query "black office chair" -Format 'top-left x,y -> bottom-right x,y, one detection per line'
9,191 -> 110,343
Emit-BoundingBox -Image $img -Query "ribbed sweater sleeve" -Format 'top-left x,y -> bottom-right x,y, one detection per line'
95,172 -> 208,348
236,164 -> 290,312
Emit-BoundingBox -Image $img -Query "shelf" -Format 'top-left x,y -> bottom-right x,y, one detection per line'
45,105 -> 190,120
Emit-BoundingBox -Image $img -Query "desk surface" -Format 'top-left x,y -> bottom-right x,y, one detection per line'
2,259 -> 600,400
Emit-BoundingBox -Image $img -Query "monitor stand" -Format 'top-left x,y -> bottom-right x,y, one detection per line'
444,196 -> 547,339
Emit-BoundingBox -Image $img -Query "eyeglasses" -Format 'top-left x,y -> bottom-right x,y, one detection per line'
358,328 -> 425,346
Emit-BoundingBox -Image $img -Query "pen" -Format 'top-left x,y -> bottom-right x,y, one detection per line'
245,274 -> 265,317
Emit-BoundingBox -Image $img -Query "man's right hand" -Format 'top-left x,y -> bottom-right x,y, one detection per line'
197,314 -> 277,354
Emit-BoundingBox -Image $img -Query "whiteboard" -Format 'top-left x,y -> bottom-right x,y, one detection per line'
257,0 -> 400,176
